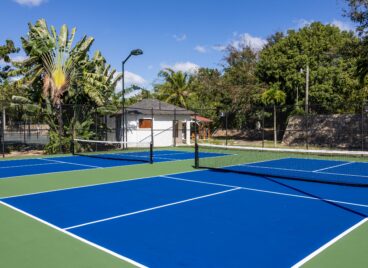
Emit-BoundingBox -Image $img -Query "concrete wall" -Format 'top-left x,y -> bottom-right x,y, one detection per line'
283,114 -> 368,149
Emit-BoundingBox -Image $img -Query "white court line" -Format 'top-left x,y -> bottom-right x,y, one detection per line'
0,201 -> 148,268
242,164 -> 368,179
0,162 -> 59,169
160,175 -> 368,208
39,158 -> 103,169
313,162 -> 354,172
0,169 -> 206,200
292,217 -> 368,267
1,156 -> 283,199
64,187 -> 241,230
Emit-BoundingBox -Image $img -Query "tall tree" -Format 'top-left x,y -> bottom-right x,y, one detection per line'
261,83 -> 286,146
256,22 -> 360,113
222,45 -> 263,128
0,40 -> 20,143
345,0 -> 368,36
155,68 -> 194,108
12,19 -> 121,152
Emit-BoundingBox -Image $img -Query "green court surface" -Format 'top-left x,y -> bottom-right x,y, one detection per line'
1,147 -> 368,267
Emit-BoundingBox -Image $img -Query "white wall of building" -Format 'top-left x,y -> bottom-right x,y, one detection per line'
126,114 -> 191,147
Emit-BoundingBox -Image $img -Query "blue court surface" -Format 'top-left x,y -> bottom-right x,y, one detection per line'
1,157 -> 368,267
0,150 -> 225,179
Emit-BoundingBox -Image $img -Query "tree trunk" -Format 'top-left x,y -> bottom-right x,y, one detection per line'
273,104 -> 277,147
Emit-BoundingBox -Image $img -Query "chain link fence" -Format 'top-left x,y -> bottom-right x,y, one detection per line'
1,101 -> 367,158
194,104 -> 368,152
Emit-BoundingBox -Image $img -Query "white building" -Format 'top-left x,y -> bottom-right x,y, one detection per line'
111,99 -> 193,147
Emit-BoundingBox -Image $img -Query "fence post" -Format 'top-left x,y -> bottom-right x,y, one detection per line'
305,105 -> 309,150
95,110 -> 98,151
174,108 -> 177,147
225,112 -> 228,147
1,107 -> 5,158
194,113 -> 199,168
151,108 -> 154,146
361,104 -> 364,151
262,106 -> 265,148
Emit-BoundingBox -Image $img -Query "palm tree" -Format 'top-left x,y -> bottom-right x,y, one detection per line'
11,19 -> 121,152
261,83 -> 286,146
155,68 -> 194,108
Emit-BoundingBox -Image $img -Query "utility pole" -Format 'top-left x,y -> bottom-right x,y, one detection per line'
305,64 -> 309,113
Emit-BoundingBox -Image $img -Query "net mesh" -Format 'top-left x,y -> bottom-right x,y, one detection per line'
195,143 -> 368,187
73,139 -> 153,163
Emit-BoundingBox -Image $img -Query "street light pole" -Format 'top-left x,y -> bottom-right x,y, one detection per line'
121,49 -> 143,148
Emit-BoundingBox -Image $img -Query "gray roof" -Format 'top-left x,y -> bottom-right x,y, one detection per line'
122,99 -> 193,115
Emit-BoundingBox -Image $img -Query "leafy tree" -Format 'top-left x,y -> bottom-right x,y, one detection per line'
257,22 -> 360,113
154,68 -> 194,108
222,45 -> 264,128
190,68 -> 225,117
344,0 -> 368,36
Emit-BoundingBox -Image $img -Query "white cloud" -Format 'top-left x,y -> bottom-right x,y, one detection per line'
231,33 -> 267,51
14,0 -> 46,6
331,20 -> 354,32
115,71 -> 147,92
173,34 -> 187,42
0,55 -> 27,66
11,55 -> 28,62
161,62 -> 199,74
295,19 -> 314,29
194,45 -> 207,53
212,44 -> 227,52
295,18 -> 354,32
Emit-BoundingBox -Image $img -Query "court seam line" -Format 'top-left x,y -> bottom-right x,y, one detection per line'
64,187 -> 241,230
0,200 -> 148,268
39,158 -> 103,169
313,162 -> 354,172
0,156 -> 277,199
291,217 -> 368,268
161,175 -> 368,208
0,162 -> 59,169
242,164 -> 368,179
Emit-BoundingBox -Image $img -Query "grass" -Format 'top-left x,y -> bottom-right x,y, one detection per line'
0,147 -> 368,267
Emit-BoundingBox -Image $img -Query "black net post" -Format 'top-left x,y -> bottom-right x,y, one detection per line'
194,113 -> 199,168
149,142 -> 153,164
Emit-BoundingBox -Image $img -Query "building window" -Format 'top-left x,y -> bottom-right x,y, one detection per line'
139,119 -> 152,129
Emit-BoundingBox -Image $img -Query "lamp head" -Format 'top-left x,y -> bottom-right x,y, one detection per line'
130,49 -> 143,56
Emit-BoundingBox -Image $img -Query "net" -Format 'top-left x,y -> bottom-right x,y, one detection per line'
73,139 -> 153,163
195,143 -> 368,187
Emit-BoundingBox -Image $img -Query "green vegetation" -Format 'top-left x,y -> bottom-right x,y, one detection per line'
1,3 -> 368,266
2,6 -> 368,154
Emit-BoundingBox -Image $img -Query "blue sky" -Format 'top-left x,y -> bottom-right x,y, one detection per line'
0,0 -> 354,91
